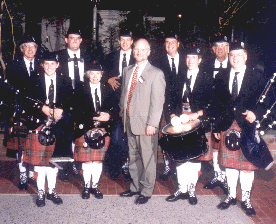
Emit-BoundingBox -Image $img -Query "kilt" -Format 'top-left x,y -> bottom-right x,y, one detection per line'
219,120 -> 257,171
74,129 -> 110,162
23,125 -> 55,166
7,125 -> 28,151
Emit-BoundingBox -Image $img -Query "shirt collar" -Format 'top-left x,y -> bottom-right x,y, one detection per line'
67,48 -> 81,58
215,57 -> 228,68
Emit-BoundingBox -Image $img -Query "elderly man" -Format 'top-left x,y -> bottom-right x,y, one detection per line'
5,34 -> 41,190
119,39 -> 165,204
213,41 -> 265,217
203,36 -> 230,193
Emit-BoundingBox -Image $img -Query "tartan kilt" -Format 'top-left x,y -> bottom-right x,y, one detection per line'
74,129 -> 110,162
219,120 -> 257,171
7,126 -> 28,151
23,125 -> 55,166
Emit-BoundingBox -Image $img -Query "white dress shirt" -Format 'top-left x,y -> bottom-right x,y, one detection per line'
67,48 -> 84,82
119,49 -> 132,77
213,57 -> 228,78
23,57 -> 35,77
45,73 -> 57,104
90,82 -> 101,109
229,65 -> 246,95
167,53 -> 180,75
182,68 -> 199,98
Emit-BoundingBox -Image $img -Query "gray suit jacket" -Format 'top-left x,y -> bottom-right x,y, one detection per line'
120,61 -> 166,135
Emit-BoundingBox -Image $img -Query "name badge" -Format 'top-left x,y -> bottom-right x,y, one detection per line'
138,76 -> 145,84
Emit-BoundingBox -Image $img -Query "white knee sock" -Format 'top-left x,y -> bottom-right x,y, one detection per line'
176,162 -> 189,193
82,163 -> 93,188
225,168 -> 239,198
34,166 -> 46,191
91,162 -> 103,188
240,170 -> 254,201
187,162 -> 201,192
46,167 -> 58,193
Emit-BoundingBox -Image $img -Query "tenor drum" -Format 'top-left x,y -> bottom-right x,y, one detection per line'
159,119 -> 208,163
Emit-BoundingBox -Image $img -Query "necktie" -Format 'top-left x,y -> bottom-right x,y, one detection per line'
232,72 -> 239,101
171,58 -> 177,77
122,53 -> 127,70
29,62 -> 34,77
126,65 -> 139,117
182,75 -> 192,103
95,88 -> 100,113
219,62 -> 223,69
48,79 -> 54,107
73,54 -> 80,88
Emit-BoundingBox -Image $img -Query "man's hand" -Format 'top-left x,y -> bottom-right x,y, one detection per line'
146,125 -> 156,136
214,133 -> 221,140
93,112 -> 110,122
108,77 -> 121,90
242,110 -> 256,123
53,108 -> 63,121
42,105 -> 52,117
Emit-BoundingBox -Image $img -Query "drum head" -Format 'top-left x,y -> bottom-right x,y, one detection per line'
162,119 -> 201,137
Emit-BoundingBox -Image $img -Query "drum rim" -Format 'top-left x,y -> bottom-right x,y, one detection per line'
161,119 -> 201,137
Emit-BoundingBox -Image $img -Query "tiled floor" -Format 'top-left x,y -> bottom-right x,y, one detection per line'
0,134 -> 275,223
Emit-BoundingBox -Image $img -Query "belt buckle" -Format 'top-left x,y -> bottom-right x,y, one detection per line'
182,105 -> 191,113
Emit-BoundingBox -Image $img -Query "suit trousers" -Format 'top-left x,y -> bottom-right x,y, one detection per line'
125,117 -> 158,197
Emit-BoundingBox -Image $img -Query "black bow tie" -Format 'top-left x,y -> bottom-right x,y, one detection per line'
68,57 -> 84,62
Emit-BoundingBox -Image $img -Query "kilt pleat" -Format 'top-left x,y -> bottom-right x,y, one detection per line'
7,126 -> 28,151
23,125 -> 55,166
219,120 -> 257,171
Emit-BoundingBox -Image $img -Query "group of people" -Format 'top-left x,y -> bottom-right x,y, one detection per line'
0,25 -> 271,218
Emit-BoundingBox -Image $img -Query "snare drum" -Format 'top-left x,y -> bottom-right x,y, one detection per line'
159,119 -> 208,163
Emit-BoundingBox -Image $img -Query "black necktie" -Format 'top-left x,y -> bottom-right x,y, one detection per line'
232,72 -> 239,101
122,53 -> 127,70
219,62 -> 223,69
73,54 -> 80,87
95,88 -> 100,113
183,75 -> 192,103
48,79 -> 54,106
171,58 -> 177,77
29,62 -> 34,77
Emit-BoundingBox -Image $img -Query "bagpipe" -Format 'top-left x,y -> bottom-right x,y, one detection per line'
0,76 -> 73,164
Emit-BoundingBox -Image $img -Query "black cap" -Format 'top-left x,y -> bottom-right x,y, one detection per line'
186,46 -> 201,55
229,41 -> 246,51
42,51 -> 59,62
21,34 -> 37,45
211,35 -> 229,44
85,61 -> 103,72
164,30 -> 179,40
120,29 -> 133,37
66,26 -> 82,37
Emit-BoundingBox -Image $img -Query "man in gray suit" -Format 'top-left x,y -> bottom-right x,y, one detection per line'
119,39 -> 166,204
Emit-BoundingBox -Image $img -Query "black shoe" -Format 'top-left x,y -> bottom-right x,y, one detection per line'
188,192 -> 198,205
82,188 -> 90,199
159,167 -> 173,181
217,195 -> 237,210
203,177 -> 221,189
18,182 -> 28,190
36,190 -> 45,207
241,200 -> 256,217
166,190 -> 188,202
46,189 -> 63,205
120,190 -> 140,197
135,195 -> 151,205
91,187 -> 103,199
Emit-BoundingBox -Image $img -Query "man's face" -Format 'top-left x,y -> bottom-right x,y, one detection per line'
212,42 -> 229,61
88,71 -> 102,85
119,36 -> 133,52
65,34 -> 82,52
42,61 -> 59,77
229,49 -> 247,71
21,42 -> 37,61
133,40 -> 151,64
165,38 -> 179,56
186,55 -> 202,71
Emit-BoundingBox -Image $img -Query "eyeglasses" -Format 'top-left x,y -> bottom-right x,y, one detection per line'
23,44 -> 37,49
